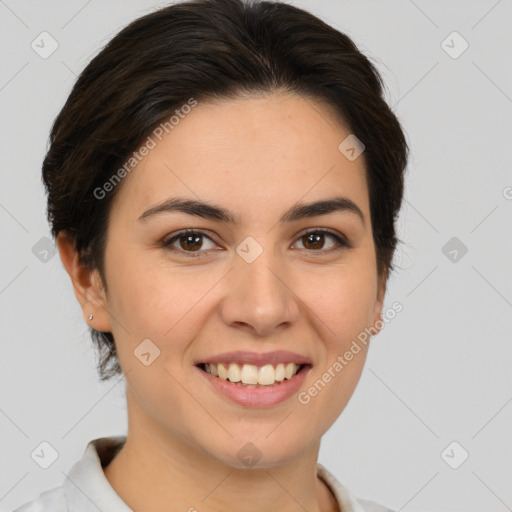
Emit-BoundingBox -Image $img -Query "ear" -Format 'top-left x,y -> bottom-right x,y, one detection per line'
370,269 -> 387,336
56,231 -> 112,333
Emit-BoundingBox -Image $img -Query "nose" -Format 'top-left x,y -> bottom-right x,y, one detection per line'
219,246 -> 300,337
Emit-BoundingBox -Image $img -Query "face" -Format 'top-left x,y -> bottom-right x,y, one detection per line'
78,93 -> 385,467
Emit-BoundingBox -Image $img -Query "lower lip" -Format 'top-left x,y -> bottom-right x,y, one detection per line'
196,365 -> 312,408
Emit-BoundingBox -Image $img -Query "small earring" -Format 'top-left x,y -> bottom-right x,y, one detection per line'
88,314 -> 94,321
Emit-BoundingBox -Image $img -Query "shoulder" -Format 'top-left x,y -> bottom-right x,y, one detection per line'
317,462 -> 395,512
10,485 -> 66,512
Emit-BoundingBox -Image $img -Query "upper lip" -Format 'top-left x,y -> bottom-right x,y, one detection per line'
195,350 -> 312,367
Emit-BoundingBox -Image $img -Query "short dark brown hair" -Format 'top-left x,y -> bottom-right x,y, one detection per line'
42,0 -> 409,381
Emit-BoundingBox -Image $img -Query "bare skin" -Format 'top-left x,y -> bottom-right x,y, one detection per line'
58,92 -> 386,512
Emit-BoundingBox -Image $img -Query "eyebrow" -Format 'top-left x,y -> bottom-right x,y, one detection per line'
138,196 -> 365,226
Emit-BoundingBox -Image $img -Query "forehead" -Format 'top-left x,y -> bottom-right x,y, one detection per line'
110,93 -> 369,222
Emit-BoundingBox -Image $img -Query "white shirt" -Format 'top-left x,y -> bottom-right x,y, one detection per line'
12,436 -> 394,512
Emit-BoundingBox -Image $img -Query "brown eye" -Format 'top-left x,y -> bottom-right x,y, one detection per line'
301,232 -> 326,250
294,230 -> 350,252
178,233 -> 203,251
162,230 -> 217,257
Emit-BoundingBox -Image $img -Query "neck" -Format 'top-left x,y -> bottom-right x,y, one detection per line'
103,391 -> 339,512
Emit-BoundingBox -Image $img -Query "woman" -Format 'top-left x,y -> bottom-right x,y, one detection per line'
15,0 -> 408,510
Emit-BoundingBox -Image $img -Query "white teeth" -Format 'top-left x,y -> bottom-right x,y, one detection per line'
275,363 -> 285,381
285,362 -> 296,379
218,362 -> 228,380
203,362 -> 301,385
227,363 -> 241,382
258,364 -> 276,385
240,364 -> 258,384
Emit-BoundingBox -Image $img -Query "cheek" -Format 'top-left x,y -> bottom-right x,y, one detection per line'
321,279 -> 377,342
293,256 -> 377,406
295,269 -> 376,430
104,240 -> 202,333
300,259 -> 379,343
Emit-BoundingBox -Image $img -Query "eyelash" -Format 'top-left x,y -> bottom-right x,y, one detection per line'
160,228 -> 352,258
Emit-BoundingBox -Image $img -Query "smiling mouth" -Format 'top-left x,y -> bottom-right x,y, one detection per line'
197,362 -> 310,387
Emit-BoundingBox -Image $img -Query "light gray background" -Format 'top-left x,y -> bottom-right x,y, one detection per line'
1,1 -> 511,511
